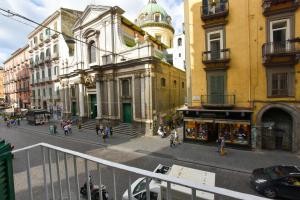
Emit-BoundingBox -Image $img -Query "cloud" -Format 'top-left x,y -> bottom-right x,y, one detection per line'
0,0 -> 183,64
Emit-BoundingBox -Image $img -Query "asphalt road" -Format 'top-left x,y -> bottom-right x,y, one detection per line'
0,124 -> 263,200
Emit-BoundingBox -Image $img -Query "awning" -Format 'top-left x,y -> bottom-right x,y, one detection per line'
184,118 -> 214,123
214,119 -> 251,125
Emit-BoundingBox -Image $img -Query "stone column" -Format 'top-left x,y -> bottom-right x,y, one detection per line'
95,73 -> 102,119
79,82 -> 85,118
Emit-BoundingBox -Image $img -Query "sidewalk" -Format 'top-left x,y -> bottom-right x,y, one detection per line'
15,120 -> 300,174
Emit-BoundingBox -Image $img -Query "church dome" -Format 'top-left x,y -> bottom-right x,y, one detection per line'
136,0 -> 174,33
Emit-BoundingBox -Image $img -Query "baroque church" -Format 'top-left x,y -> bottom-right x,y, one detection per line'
60,0 -> 186,135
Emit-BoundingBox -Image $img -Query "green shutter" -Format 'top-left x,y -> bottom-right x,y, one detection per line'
0,140 -> 15,200
208,75 -> 224,104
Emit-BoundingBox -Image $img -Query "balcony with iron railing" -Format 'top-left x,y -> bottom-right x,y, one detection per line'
201,94 -> 236,108
262,0 -> 299,16
201,1 -> 229,22
202,49 -> 230,63
262,39 -> 300,65
8,143 -> 268,200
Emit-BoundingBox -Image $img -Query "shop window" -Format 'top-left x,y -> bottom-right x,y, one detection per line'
185,121 -> 214,141
218,123 -> 250,145
161,78 -> 166,87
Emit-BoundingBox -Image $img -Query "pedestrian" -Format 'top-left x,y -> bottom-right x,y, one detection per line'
53,124 -> 57,134
169,131 -> 175,148
68,123 -> 72,134
6,120 -> 10,128
173,128 -> 180,144
102,129 -> 106,143
99,124 -> 103,135
216,136 -> 222,153
64,124 -> 69,135
220,136 -> 226,156
17,118 -> 20,126
96,124 -> 100,135
109,126 -> 113,137
105,126 -> 110,138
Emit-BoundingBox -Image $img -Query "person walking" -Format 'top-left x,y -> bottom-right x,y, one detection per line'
169,131 -> 175,148
105,126 -> 110,138
102,128 -> 107,143
63,124 -> 69,135
220,136 -> 226,156
99,124 -> 103,136
109,126 -> 113,137
68,123 -> 72,134
96,124 -> 100,135
216,136 -> 222,153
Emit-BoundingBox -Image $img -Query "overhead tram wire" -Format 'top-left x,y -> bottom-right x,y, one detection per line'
0,7 -> 132,61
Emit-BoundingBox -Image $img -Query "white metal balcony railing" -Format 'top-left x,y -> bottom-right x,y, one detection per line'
12,143 -> 269,200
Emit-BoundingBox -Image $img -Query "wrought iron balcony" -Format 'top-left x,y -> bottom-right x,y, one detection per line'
45,56 -> 51,63
44,35 -> 51,43
262,40 -> 300,65
52,52 -> 59,60
51,32 -> 59,39
202,49 -> 230,64
201,94 -> 236,108
201,1 -> 229,21
262,0 -> 299,16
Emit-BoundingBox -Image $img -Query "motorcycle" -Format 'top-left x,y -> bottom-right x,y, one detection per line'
80,176 -> 109,200
157,126 -> 166,138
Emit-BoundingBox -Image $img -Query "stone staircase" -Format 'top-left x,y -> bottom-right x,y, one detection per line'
81,120 -> 145,138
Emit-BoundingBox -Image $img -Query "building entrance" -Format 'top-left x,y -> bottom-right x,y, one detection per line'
89,94 -> 97,119
123,103 -> 132,123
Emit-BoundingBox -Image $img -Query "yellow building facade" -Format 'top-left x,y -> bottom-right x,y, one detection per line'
184,0 -> 300,152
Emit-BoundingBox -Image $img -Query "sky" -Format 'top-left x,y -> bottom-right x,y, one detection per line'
0,0 -> 183,64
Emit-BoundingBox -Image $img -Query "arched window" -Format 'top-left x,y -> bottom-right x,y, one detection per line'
46,48 -> 51,57
40,52 -> 45,61
178,38 -> 182,46
88,40 -> 96,64
154,13 -> 160,22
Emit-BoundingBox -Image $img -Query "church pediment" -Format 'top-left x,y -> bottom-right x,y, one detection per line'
73,5 -> 111,30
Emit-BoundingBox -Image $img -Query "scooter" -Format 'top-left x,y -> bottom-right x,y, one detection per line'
80,176 -> 109,200
157,126 -> 166,138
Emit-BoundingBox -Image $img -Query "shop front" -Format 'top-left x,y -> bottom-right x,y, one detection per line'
182,109 -> 252,148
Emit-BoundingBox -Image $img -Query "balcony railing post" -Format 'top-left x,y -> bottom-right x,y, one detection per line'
41,146 -> 49,200
113,168 -> 117,200
55,150 -> 63,200
128,174 -> 132,200
47,148 -> 55,200
26,150 -> 33,200
73,155 -> 80,200
146,177 -> 150,200
64,153 -> 71,200
85,159 -> 92,200
191,188 -> 197,200
97,164 -> 103,200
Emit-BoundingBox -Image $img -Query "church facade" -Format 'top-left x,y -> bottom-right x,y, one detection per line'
59,3 -> 186,135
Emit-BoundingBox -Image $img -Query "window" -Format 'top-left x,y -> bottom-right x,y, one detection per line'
178,38 -> 182,46
38,89 -> 40,96
182,82 -> 185,88
122,79 -> 130,96
71,86 -> 76,97
270,19 -> 290,52
173,80 -> 177,88
267,68 -> 294,97
53,44 -> 58,54
45,28 -> 50,36
49,88 -> 52,97
154,13 -> 160,22
42,70 -> 45,79
40,52 -> 44,61
34,37 -> 38,44
271,73 -> 288,96
48,68 -> 51,78
39,32 -> 43,41
207,30 -> 223,60
43,89 -> 46,96
35,55 -> 39,63
46,48 -> 51,57
56,87 -> 60,96
88,40 -> 96,63
179,53 -> 181,57
161,78 -> 166,87
207,71 -> 226,104
155,34 -> 161,42
54,66 -> 58,75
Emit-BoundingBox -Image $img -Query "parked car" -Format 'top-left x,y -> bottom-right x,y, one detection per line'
250,165 -> 300,199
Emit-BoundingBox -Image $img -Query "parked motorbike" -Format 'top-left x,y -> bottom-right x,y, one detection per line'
157,126 -> 166,138
80,176 -> 109,200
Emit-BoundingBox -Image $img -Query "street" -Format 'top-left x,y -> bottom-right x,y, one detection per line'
0,123 -> 262,200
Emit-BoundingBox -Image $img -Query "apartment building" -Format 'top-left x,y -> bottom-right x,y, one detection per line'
184,0 -> 300,152
3,46 -> 30,109
28,8 -> 82,119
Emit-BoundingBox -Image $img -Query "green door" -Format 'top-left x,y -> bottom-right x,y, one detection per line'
71,102 -> 77,116
123,103 -> 132,123
209,75 -> 225,104
90,94 -> 97,119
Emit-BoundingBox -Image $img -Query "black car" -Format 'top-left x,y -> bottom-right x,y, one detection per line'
250,165 -> 300,199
